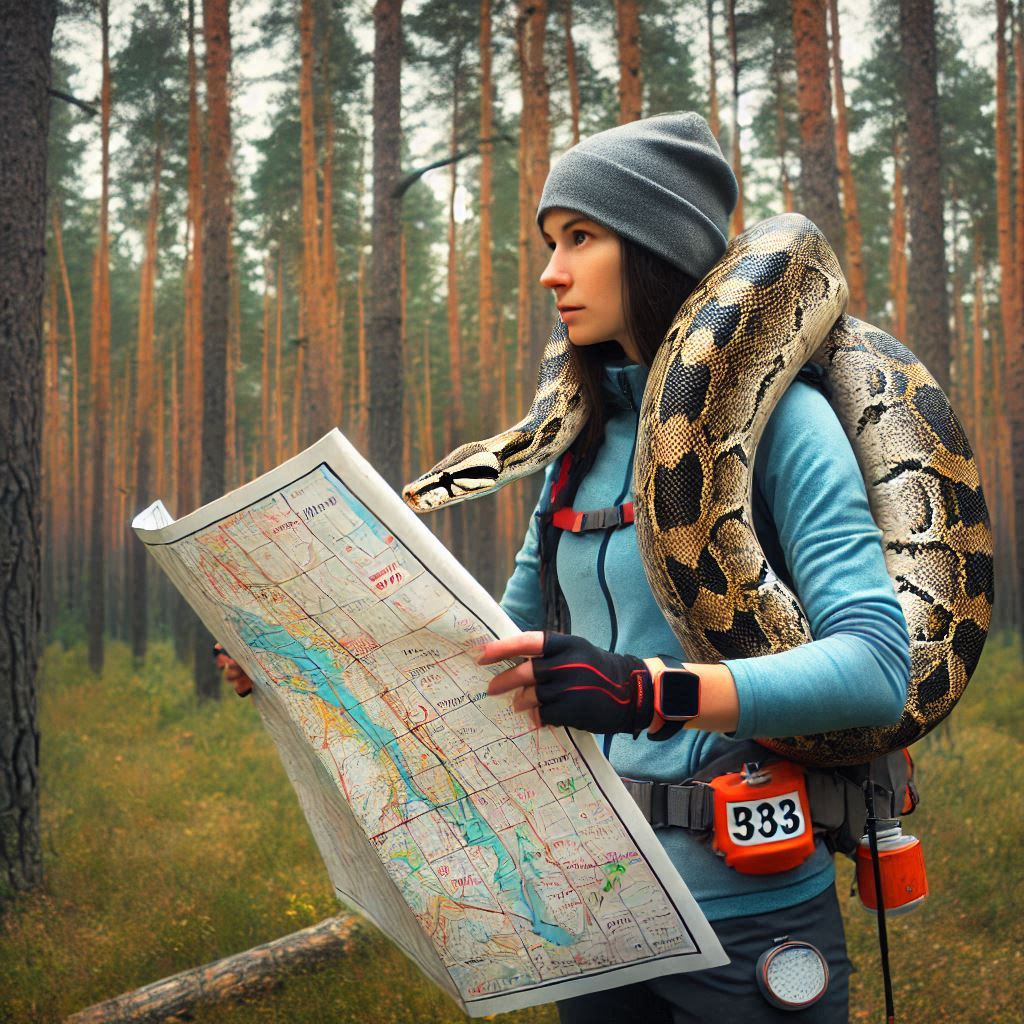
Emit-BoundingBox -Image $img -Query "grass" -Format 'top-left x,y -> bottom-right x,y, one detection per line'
0,634 -> 1021,1022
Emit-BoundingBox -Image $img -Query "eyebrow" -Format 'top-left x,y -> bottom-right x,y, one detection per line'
541,216 -> 590,241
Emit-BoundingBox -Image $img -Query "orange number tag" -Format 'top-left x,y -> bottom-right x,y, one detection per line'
710,761 -> 817,875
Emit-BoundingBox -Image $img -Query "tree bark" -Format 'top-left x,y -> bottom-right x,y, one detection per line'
477,0 -> 498,594
183,0 -> 204,515
615,0 -> 642,124
65,915 -> 361,1024
827,0 -> 866,316
51,204 -> 81,608
561,0 -> 580,145
889,131 -> 908,340
999,2 -> 1024,630
706,0 -> 721,139
0,0 -> 56,895
369,0 -> 403,488
516,0 -> 551,397
87,0 -> 112,675
790,0 -> 844,259
726,0 -> 744,234
898,0 -> 949,392
299,0 -> 325,445
131,147 -> 162,662
196,0 -> 233,700
996,0 -> 1017,360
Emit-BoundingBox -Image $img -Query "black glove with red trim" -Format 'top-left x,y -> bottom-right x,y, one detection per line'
533,631 -> 655,737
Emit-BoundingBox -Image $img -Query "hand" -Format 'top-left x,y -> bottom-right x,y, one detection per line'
477,631 -> 655,736
213,642 -> 253,697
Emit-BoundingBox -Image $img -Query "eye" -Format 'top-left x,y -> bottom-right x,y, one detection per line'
572,230 -> 588,245
546,241 -> 556,251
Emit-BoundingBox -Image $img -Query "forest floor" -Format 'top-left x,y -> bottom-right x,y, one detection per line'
1,634 -> 1022,1023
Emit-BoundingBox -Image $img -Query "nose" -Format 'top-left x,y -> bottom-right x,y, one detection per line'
540,249 -> 571,290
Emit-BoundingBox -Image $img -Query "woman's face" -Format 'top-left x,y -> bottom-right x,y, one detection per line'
539,207 -> 640,363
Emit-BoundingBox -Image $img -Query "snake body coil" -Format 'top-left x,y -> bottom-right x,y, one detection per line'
402,214 -> 993,768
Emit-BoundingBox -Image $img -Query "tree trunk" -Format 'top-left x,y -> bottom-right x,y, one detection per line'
515,0 -> 551,542
87,0 -> 112,675
1012,3 -> 1024,635
726,0 -> 744,234
320,26 -> 340,431
706,0 -> 720,140
369,0 -> 404,488
1016,5 -> 1024,355
615,0 -> 642,124
898,0 -> 949,392
827,0 -> 866,316
446,65 -> 465,453
299,0 -> 325,445
774,59 -> 794,213
996,0 -> 1017,363
478,0 -> 498,594
0,0 -> 54,897
66,915 -> 361,1024
889,131 -> 907,341
561,0 -> 580,145
274,248 -> 285,462
183,0 -> 204,515
260,255 -> 272,471
131,147 -> 162,662
790,0 -> 844,258
196,0 -> 233,701
51,204 -> 81,610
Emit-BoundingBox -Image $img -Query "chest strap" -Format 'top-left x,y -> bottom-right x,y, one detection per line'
552,502 -> 635,532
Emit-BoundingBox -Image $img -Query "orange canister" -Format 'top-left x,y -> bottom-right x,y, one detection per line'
856,824 -> 928,915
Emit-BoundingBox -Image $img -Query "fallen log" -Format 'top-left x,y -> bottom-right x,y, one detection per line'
65,914 -> 362,1024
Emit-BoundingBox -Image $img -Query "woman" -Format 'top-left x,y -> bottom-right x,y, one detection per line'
472,111 -> 911,1022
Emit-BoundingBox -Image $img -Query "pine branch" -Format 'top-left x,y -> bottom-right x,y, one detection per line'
393,134 -> 514,198
48,88 -> 98,117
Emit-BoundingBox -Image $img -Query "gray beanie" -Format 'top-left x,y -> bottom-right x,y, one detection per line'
536,111 -> 739,281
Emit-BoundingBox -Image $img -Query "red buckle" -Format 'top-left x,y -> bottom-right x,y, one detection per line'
621,502 -> 635,524
552,507 -> 585,532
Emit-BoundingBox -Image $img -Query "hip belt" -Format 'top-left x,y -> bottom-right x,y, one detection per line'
618,741 -> 917,869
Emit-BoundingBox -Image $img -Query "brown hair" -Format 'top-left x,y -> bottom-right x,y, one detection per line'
568,236 -> 699,462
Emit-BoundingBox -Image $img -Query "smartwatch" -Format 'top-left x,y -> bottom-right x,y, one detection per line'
652,665 -> 701,721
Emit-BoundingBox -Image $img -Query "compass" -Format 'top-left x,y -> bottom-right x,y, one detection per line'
755,940 -> 829,1011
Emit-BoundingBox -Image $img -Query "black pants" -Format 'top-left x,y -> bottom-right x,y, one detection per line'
556,884 -> 851,1023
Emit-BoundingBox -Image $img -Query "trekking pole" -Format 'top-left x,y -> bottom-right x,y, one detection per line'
865,779 -> 896,1024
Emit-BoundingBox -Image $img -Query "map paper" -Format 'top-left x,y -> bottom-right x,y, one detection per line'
132,429 -> 727,1016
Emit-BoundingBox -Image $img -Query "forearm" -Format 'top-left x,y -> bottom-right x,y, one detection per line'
643,656 -> 739,735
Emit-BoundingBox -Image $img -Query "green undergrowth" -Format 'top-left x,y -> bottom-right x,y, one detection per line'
0,635 -> 1021,1022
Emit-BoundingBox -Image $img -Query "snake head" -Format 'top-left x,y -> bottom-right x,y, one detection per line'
402,446 -> 502,512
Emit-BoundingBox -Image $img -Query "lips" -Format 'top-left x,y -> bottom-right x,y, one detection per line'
557,306 -> 583,313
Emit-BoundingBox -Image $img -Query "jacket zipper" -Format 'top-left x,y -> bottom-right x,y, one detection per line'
600,419 -> 639,759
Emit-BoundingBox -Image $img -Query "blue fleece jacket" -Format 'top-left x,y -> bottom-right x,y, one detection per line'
499,359 -> 911,921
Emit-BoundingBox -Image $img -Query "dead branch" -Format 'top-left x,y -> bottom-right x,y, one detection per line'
393,133 -> 513,198
65,913 -> 362,1024
48,88 -> 99,117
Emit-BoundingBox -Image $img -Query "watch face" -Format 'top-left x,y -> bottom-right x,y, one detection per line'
658,668 -> 700,719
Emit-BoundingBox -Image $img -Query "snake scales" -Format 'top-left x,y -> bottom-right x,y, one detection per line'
402,214 -> 993,768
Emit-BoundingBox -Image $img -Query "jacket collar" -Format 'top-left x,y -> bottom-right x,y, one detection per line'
600,359 -> 649,412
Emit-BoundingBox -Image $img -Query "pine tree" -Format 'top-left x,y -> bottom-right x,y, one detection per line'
790,0 -> 844,257
0,0 -> 56,896
899,0 -> 950,392
196,0 -> 233,700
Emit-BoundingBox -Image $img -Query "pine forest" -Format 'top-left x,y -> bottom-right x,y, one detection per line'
2,0 -> 1024,1021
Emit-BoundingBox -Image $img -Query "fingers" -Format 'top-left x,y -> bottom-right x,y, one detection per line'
475,631 -> 545,666
224,659 -> 253,697
486,658 -> 537,696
